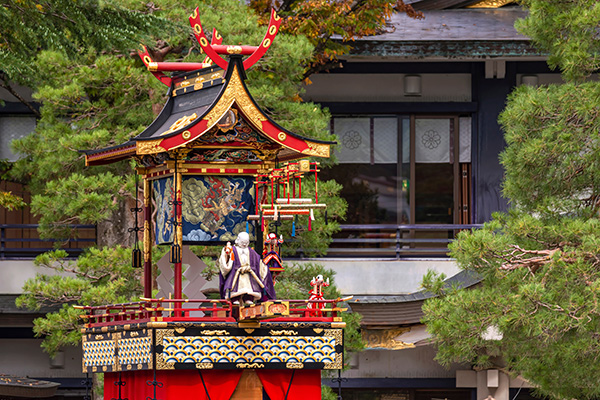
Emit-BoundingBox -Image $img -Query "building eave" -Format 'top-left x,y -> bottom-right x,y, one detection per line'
349,270 -> 481,327
346,39 -> 542,59
83,141 -> 136,167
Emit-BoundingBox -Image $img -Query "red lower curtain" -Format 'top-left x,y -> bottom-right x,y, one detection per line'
104,370 -> 243,400
257,370 -> 321,400
104,370 -> 157,400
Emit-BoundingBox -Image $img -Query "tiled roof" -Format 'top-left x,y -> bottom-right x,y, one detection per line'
0,374 -> 60,398
349,270 -> 481,327
360,8 -> 528,42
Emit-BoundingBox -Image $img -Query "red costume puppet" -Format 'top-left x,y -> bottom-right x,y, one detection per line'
307,274 -> 329,316
262,233 -> 284,281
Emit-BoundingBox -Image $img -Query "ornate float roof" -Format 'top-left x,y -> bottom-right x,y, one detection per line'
85,10 -> 334,167
134,57 -> 333,160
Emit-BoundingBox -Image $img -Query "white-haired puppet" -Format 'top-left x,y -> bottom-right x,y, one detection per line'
218,232 -> 276,305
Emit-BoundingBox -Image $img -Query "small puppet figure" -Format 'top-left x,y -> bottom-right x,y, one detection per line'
307,274 -> 330,316
262,232 -> 284,281
218,232 -> 276,305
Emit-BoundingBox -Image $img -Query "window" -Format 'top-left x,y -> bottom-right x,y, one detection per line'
322,115 -> 472,226
0,115 -> 36,161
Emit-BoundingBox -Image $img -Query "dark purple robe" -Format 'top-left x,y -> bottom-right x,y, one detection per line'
219,246 -> 276,301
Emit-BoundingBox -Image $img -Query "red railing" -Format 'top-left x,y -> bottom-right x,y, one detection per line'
78,299 -> 234,327
78,298 -> 348,328
270,299 -> 346,321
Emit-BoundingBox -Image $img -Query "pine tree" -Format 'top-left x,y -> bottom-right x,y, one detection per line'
421,2 -> 600,398
8,0 -> 341,248
10,0 -> 359,369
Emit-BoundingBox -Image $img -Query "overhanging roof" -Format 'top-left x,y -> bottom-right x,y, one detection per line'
367,9 -> 528,41
0,375 -> 60,398
344,8 -> 542,59
350,270 -> 481,327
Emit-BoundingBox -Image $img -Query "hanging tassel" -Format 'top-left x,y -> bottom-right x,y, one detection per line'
169,244 -> 181,263
260,211 -> 265,232
308,215 -> 312,231
132,248 -> 142,269
292,216 -> 296,237
246,220 -> 249,233
129,173 -> 143,270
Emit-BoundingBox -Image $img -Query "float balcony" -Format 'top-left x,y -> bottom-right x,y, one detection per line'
78,298 -> 345,373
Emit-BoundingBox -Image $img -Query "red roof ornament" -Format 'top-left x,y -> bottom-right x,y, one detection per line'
189,7 -> 282,71
138,8 -> 282,78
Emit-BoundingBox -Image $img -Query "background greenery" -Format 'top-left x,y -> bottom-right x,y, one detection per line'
422,1 -> 600,399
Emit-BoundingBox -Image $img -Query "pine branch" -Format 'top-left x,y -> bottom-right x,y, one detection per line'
0,76 -> 41,118
32,293 -> 83,306
59,266 -> 110,282
36,255 -> 109,282
497,245 -> 559,274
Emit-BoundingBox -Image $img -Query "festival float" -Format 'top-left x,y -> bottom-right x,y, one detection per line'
79,7 -> 344,400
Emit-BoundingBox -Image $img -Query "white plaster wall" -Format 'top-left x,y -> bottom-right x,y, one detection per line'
0,339 -> 84,378
296,259 -> 460,296
343,346 -> 462,379
0,260 -> 44,294
0,260 -> 76,294
303,74 -> 472,103
1,257 -> 459,301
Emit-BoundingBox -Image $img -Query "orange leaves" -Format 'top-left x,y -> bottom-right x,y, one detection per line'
248,0 -> 419,74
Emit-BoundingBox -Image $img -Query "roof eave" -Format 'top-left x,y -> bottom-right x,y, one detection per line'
83,142 -> 137,166
346,39 -> 543,59
138,57 -> 335,159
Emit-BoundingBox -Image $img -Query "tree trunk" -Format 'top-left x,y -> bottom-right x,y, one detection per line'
93,373 -> 103,400
96,198 -> 138,248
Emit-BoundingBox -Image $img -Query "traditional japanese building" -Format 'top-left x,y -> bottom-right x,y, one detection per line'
308,1 -> 548,400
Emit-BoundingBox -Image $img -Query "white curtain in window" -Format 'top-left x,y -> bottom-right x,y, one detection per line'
459,116 -> 471,163
415,119 -> 450,163
373,118 -> 397,164
333,118 -> 370,163
401,119 -> 410,164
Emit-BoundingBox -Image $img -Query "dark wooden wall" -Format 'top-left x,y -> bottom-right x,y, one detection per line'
0,181 -> 95,256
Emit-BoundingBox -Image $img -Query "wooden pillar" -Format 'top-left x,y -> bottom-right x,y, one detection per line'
174,156 -> 183,300
142,173 -> 153,299
230,370 -> 263,400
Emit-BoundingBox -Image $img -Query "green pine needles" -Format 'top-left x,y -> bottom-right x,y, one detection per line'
422,1 -> 600,398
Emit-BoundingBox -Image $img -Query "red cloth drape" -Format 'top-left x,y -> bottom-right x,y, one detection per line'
257,370 -> 321,400
104,370 -> 160,400
104,370 -> 243,400
163,370 -> 242,400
